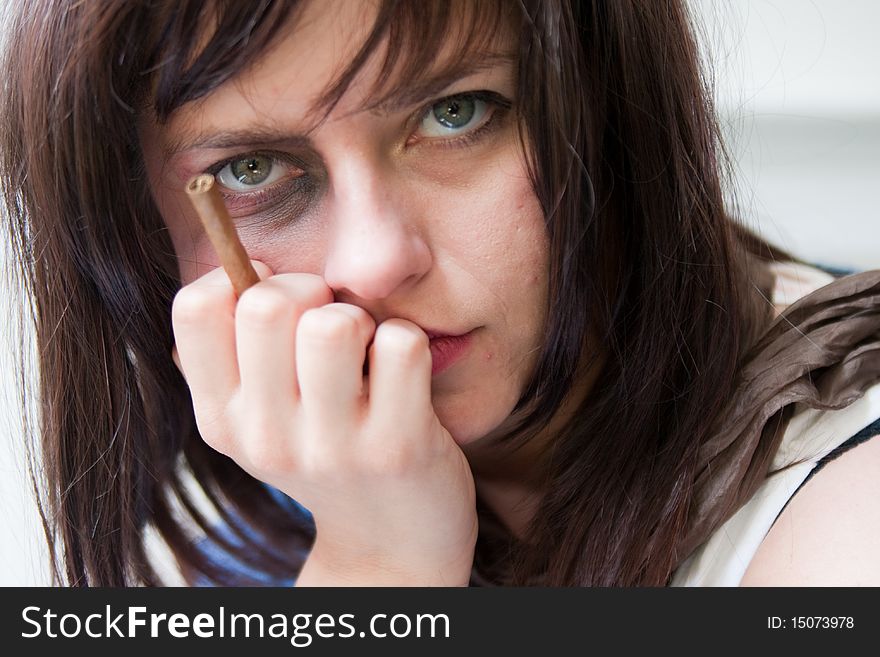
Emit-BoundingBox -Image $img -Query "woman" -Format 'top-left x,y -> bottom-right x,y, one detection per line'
2,0 -> 878,587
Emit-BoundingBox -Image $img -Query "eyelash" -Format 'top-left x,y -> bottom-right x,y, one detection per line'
410,89 -> 512,149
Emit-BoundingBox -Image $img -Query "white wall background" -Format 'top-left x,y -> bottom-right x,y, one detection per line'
692,0 -> 880,270
0,0 -> 53,586
2,0 -> 879,585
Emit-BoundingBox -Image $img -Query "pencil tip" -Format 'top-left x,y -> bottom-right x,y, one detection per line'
186,174 -> 215,194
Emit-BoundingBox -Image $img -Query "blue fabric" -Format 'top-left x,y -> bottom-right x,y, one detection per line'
194,487 -> 313,587
812,261 -> 858,278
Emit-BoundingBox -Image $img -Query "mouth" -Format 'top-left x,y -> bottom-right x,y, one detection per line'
425,329 -> 476,376
361,326 -> 477,377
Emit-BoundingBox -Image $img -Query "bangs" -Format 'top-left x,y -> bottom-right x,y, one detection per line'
149,0 -> 518,124
149,0 -> 295,121
315,0 -> 518,116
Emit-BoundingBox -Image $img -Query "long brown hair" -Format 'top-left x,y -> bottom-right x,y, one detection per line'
1,0 -> 782,586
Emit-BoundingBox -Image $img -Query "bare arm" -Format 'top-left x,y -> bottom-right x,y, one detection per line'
740,433 -> 880,586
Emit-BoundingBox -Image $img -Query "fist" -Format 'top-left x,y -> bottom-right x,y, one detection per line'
171,262 -> 478,585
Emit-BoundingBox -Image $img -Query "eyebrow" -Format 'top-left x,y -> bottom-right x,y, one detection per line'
163,52 -> 516,158
164,130 -> 313,158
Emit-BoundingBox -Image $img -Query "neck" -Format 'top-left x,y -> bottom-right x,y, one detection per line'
466,435 -> 550,539
463,350 -> 604,538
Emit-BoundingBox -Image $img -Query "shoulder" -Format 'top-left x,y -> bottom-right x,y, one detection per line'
740,429 -> 880,586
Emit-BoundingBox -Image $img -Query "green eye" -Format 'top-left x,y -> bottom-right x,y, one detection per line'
419,94 -> 490,138
431,97 -> 476,129
216,153 -> 292,192
230,155 -> 273,185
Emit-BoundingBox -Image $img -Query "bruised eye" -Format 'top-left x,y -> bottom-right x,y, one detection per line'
418,94 -> 490,138
216,154 -> 291,191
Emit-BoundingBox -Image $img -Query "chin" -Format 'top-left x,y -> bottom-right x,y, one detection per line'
433,396 -> 516,447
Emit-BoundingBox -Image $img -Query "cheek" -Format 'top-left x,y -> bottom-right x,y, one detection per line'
140,147 -> 210,285
175,231 -> 328,287
488,182 -> 549,381
153,188 -> 326,287
477,177 -> 549,295
151,195 -> 210,285
177,242 -> 220,285
160,207 -> 222,285
513,186 -> 549,282
432,179 -> 549,445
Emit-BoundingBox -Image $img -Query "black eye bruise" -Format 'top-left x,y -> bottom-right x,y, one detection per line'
235,174 -> 321,235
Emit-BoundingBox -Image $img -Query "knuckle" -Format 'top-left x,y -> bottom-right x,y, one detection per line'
272,273 -> 334,307
325,302 -> 375,331
242,439 -> 288,473
298,443 -> 342,479
302,274 -> 336,307
298,307 -> 360,344
227,398 -> 297,473
172,286 -> 226,327
374,320 -> 430,361
242,413 -> 281,445
236,286 -> 294,326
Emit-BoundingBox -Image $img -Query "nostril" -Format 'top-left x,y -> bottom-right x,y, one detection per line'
326,263 -> 424,301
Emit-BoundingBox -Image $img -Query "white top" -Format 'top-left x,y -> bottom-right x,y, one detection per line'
670,381 -> 880,586
671,261 -> 880,586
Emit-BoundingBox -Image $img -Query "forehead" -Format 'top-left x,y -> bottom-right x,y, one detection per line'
234,0 -> 377,114
157,0 -> 517,132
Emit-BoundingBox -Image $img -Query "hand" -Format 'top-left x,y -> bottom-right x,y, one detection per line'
171,262 -> 478,585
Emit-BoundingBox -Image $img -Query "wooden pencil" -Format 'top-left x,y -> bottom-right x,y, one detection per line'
185,173 -> 260,297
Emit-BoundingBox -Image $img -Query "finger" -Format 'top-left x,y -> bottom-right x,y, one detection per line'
367,318 -> 433,426
172,265 -> 247,407
296,303 -> 376,424
235,273 -> 334,408
172,261 -> 272,415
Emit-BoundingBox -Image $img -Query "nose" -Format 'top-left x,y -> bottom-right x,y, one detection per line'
322,157 -> 432,302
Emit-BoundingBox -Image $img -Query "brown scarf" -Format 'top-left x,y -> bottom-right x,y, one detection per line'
678,268 -> 880,560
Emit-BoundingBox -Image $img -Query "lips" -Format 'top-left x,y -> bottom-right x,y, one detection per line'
361,324 -> 476,377
427,329 -> 475,375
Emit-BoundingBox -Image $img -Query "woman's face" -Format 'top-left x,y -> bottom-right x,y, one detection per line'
141,0 -> 549,446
